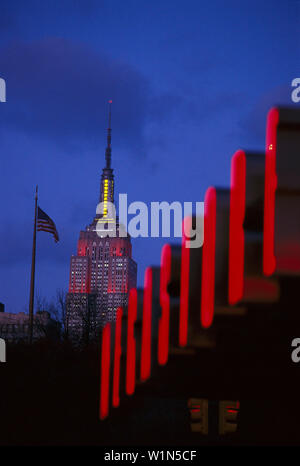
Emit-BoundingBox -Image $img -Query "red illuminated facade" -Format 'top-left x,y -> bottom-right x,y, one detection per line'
66,104 -> 137,344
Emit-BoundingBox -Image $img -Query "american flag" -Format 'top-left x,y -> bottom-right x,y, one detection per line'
37,207 -> 59,243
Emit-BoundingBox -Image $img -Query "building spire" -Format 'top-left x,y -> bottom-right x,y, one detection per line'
98,100 -> 115,213
105,100 -> 112,168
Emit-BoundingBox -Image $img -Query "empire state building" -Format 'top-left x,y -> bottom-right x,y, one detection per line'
66,103 -> 137,344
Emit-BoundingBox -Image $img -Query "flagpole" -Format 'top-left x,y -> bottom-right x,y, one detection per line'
28,185 -> 38,344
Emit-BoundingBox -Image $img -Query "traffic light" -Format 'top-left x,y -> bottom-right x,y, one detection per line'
219,400 -> 240,435
188,398 -> 209,434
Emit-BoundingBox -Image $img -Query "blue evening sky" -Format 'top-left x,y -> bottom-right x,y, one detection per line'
0,0 -> 298,312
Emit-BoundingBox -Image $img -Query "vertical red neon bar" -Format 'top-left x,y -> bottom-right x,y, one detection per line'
228,150 -> 246,305
179,217 -> 192,347
112,307 -> 123,408
126,288 -> 137,395
201,187 -> 216,328
140,267 -> 153,382
263,108 -> 279,276
100,323 -> 111,420
158,244 -> 171,365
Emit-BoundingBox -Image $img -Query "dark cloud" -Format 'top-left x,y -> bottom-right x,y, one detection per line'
0,37 -> 186,157
0,38 -> 151,153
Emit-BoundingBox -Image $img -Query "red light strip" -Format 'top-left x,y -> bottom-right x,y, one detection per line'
112,307 -> 123,407
99,323 -> 111,420
140,267 -> 153,382
229,150 -> 246,305
158,244 -> 172,365
126,288 -> 137,395
201,187 -> 216,328
179,217 -> 192,347
226,401 -> 240,413
190,404 -> 201,413
263,107 -> 279,276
